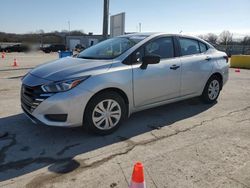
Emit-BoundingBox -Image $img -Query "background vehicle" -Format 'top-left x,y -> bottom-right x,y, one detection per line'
42,44 -> 66,53
75,44 -> 85,52
21,33 -> 229,134
3,44 -> 29,52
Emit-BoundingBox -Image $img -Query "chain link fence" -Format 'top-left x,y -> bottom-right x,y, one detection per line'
212,44 -> 250,56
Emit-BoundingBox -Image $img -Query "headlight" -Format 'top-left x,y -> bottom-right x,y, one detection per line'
41,76 -> 90,93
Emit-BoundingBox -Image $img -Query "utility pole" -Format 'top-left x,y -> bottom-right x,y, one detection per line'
139,23 -> 141,32
102,0 -> 109,39
68,21 -> 71,36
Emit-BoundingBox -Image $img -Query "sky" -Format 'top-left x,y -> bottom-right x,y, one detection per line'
0,0 -> 250,37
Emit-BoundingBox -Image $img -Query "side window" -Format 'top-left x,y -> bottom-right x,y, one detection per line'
145,37 -> 174,59
199,42 -> 207,53
179,38 -> 200,56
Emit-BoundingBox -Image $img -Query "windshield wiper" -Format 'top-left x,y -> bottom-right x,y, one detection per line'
78,56 -> 113,60
78,56 -> 98,59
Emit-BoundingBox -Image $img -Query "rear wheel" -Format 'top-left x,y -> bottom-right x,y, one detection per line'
83,91 -> 127,135
201,76 -> 221,104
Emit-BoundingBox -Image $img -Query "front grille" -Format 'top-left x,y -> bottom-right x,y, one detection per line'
21,84 -> 52,113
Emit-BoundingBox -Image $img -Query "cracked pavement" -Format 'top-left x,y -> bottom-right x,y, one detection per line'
0,53 -> 250,188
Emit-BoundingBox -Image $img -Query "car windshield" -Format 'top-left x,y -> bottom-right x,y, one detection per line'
78,35 -> 147,59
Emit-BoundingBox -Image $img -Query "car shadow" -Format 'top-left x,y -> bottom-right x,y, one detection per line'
0,97 -> 215,181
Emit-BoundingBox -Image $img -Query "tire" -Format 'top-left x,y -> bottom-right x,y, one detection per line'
201,75 -> 222,104
83,91 -> 127,135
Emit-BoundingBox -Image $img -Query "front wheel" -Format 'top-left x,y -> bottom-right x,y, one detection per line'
201,76 -> 221,104
83,91 -> 127,135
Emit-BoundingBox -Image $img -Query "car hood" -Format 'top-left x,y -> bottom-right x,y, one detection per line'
30,57 -> 113,81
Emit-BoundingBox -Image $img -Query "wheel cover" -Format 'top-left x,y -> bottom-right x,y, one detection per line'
208,80 -> 220,100
92,99 -> 122,130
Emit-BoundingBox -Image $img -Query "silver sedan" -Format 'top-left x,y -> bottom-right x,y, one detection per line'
21,33 -> 229,134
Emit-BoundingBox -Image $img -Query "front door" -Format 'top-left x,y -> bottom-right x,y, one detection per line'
132,37 -> 181,107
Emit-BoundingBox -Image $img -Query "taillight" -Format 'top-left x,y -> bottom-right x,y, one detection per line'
223,55 -> 228,63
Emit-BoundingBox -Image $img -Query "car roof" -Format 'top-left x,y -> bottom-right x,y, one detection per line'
119,32 -> 213,48
121,32 -> 200,39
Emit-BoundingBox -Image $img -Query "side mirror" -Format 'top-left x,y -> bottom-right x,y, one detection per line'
140,55 -> 160,70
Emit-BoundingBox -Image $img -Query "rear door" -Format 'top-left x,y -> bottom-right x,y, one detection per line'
132,36 -> 181,107
177,37 -> 213,96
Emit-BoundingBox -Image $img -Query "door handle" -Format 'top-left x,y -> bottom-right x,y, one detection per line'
170,65 -> 180,70
205,56 -> 212,61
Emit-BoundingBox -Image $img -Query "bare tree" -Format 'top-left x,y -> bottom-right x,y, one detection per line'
205,33 -> 218,44
197,34 -> 206,40
218,30 -> 233,45
36,29 -> 44,34
242,36 -> 250,45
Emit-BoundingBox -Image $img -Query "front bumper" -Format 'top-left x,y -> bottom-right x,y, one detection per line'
21,86 -> 94,127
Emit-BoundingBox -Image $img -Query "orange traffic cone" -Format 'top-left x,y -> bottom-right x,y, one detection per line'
129,162 -> 146,188
235,68 -> 240,73
12,58 -> 18,67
